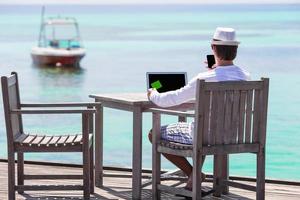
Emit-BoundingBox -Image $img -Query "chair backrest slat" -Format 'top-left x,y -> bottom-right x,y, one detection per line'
252,89 -> 261,143
194,79 -> 269,148
209,91 -> 218,145
202,91 -> 211,145
1,72 -> 23,143
223,90 -> 234,144
231,90 -> 240,144
259,79 -> 269,146
245,90 -> 254,143
238,91 -> 247,143
215,91 -> 226,145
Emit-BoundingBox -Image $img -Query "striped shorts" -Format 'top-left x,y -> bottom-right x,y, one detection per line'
160,122 -> 193,145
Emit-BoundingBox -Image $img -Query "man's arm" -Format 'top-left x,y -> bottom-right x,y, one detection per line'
148,80 -> 196,108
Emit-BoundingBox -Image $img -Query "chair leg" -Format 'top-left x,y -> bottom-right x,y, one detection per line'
221,154 -> 229,195
213,155 -> 222,197
152,150 -> 161,200
17,152 -> 24,194
257,150 -> 265,200
152,113 -> 161,200
90,142 -> 95,194
8,151 -> 16,200
83,148 -> 91,199
192,154 -> 202,200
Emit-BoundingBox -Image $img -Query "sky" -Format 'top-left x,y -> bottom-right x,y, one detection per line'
0,0 -> 299,4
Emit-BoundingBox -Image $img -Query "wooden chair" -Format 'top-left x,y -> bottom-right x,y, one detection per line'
150,78 -> 269,200
1,72 -> 101,200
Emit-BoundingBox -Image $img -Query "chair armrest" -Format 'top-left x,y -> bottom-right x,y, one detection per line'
11,108 -> 96,114
21,102 -> 101,108
147,108 -> 195,118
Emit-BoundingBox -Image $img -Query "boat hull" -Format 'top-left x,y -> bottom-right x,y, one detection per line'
31,54 -> 84,67
31,47 -> 86,67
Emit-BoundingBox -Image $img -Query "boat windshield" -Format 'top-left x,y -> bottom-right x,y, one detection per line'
39,18 -> 83,49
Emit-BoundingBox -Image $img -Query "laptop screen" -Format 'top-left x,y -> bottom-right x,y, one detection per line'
146,72 -> 187,93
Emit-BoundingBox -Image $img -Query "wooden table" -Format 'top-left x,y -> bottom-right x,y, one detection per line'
89,93 -> 194,199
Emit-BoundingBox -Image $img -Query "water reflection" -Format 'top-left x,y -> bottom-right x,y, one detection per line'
32,63 -> 85,75
31,63 -> 86,102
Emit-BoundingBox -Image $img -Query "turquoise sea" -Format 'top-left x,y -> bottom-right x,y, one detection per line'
0,4 -> 300,181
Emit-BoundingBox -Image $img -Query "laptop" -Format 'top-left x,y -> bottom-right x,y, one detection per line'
146,72 -> 187,93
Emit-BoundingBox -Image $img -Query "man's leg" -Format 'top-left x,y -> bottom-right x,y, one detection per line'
148,130 -> 205,182
149,130 -> 192,175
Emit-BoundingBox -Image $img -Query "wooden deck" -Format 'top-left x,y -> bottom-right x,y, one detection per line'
0,161 -> 299,200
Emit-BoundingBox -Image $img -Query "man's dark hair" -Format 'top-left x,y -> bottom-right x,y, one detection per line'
213,45 -> 238,61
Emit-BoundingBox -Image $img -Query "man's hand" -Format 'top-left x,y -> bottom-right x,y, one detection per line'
204,60 -> 216,70
147,88 -> 156,99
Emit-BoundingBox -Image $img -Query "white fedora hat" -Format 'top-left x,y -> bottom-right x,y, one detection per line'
211,27 -> 240,46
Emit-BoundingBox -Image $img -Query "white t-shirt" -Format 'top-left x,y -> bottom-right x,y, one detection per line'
149,65 -> 250,108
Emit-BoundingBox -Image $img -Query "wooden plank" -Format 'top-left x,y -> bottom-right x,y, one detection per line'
132,106 -> 143,199
29,135 -> 45,146
73,135 -> 83,144
11,108 -> 95,114
2,76 -> 15,145
12,72 -> 24,135
203,144 -> 259,155
252,89 -> 261,143
56,135 -> 69,146
90,137 -> 94,194
7,148 -> 15,200
259,78 -> 269,146
94,103 -> 103,187
17,152 -> 24,194
39,136 -> 53,146
152,112 -> 161,199
209,91 -> 219,145
216,91 -> 225,145
22,135 -> 37,145
192,79 -> 206,199
16,185 -> 83,191
223,180 -> 256,192
21,102 -> 101,107
256,78 -> 269,200
147,108 -> 195,117
7,74 -> 17,86
203,91 -> 211,145
14,134 -> 28,143
65,135 -> 76,144
82,113 -> 91,199
24,174 -> 83,179
223,91 -> 233,144
257,150 -> 266,199
16,145 -> 82,152
238,91 -> 247,143
204,81 -> 263,91
157,146 -> 193,157
8,84 -> 22,138
48,136 -> 60,146
87,106 -> 94,134
245,90 -> 253,143
231,90 -> 240,144
158,184 -> 192,197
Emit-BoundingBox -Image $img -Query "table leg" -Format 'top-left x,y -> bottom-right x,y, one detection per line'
95,102 -> 103,187
132,106 -> 142,199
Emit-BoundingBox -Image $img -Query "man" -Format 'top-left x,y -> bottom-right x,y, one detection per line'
147,27 -> 250,190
